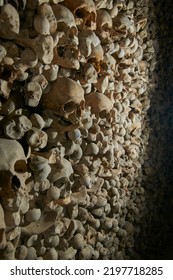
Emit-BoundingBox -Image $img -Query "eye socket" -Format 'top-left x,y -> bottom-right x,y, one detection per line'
99,110 -> 107,119
14,160 -> 27,173
58,46 -> 65,57
75,8 -> 85,18
64,101 -> 76,112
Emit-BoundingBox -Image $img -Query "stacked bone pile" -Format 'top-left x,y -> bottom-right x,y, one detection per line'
0,0 -> 160,260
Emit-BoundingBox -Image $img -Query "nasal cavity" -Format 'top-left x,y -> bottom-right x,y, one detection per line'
12,176 -> 21,190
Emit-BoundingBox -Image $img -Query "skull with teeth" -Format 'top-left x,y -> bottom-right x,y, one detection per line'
41,76 -> 85,127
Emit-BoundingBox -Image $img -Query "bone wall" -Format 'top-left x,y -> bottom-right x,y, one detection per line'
0,0 -> 173,260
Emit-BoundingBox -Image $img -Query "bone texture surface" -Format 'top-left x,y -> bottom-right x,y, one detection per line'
0,0 -> 173,259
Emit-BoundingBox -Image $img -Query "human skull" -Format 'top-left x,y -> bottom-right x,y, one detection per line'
0,139 -> 29,193
41,76 -> 85,125
63,0 -> 97,30
0,4 -> 20,40
52,4 -> 78,47
85,92 -> 113,118
96,9 -> 113,40
78,30 -> 100,58
102,53 -> 116,79
87,44 -> 104,72
48,157 -> 73,204
53,45 -> 80,69
78,31 -> 103,70
113,12 -> 131,31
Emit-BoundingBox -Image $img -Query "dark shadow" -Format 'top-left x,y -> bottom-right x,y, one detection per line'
133,0 -> 173,259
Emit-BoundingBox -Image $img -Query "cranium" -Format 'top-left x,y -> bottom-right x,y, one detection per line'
0,139 -> 29,193
41,76 -> 85,125
53,45 -> 80,69
85,92 -> 113,118
78,31 -> 103,70
78,30 -> 100,58
96,9 -> 113,40
0,4 -> 20,40
87,43 -> 104,72
52,4 -> 78,46
47,157 -> 73,205
113,12 -> 131,31
63,0 -> 97,30
48,158 -> 73,184
101,53 -> 116,78
110,1 -> 124,18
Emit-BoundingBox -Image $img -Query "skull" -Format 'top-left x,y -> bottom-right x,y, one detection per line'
101,53 -> 116,79
41,76 -> 85,125
96,9 -> 113,40
85,92 -> 113,118
113,12 -> 131,31
87,43 -> 104,72
48,157 -> 73,204
52,4 -> 78,47
0,4 -> 20,40
63,0 -> 97,30
53,45 -> 80,69
0,139 -> 29,194
78,30 -> 100,58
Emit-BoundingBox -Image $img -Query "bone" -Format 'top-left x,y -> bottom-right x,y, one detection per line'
25,208 -> 42,223
21,211 -> 58,236
0,80 -> 11,99
26,128 -> 48,150
0,4 -> 20,39
58,246 -> 77,260
30,114 -> 45,130
15,34 -> 54,64
63,0 -> 97,30
4,115 -> 32,140
15,245 -> 28,260
85,92 -> 113,118
43,247 -> 58,260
